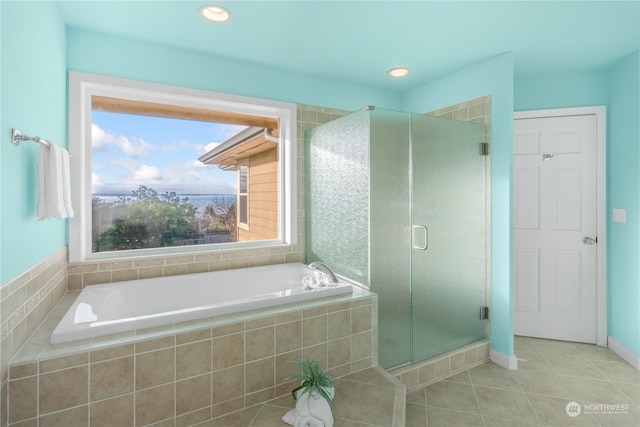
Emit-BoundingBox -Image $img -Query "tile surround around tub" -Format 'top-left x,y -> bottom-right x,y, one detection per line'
7,289 -> 377,426
0,247 -> 68,427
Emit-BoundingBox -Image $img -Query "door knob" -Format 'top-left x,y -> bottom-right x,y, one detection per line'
583,236 -> 597,245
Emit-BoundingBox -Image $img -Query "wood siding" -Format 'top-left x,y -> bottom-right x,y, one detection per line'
238,147 -> 279,241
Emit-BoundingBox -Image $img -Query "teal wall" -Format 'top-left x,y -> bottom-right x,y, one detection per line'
514,71 -> 609,111
403,53 -> 516,358
0,20 -> 400,286
514,56 -> 640,357
0,1 -> 67,284
2,2 -> 637,363
607,52 -> 640,356
66,28 -> 402,113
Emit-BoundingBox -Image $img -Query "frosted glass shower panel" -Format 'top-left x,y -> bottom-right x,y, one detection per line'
369,108 -> 412,369
411,114 -> 487,361
306,111 -> 370,284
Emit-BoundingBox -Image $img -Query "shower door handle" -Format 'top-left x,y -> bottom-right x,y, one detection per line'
412,225 -> 428,250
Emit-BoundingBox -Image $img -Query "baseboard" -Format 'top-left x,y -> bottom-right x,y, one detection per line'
608,336 -> 640,370
490,348 -> 518,370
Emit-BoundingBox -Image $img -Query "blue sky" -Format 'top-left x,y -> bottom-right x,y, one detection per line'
92,112 -> 246,195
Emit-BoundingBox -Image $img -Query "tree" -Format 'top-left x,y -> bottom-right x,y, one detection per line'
96,185 -> 199,251
220,203 -> 238,241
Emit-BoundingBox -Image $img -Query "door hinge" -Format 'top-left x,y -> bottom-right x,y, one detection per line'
479,142 -> 490,156
480,306 -> 490,320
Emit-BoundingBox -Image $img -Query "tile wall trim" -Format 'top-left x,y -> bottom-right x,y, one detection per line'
1,246 -> 69,427
391,340 -> 491,394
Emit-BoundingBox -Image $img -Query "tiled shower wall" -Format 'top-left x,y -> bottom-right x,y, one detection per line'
0,103 -> 350,426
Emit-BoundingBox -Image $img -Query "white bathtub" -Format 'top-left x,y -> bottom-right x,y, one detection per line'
51,262 -> 352,344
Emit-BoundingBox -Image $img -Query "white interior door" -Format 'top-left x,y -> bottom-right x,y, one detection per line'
513,114 -> 598,343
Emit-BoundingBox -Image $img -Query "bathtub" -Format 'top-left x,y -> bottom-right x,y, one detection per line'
51,262 -> 353,344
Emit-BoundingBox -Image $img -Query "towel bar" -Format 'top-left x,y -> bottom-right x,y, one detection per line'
12,129 -> 51,148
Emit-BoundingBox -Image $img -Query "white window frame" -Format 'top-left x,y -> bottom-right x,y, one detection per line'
68,71 -> 297,263
237,160 -> 250,230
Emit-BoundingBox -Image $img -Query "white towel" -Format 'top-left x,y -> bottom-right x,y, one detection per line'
282,387 -> 334,427
37,143 -> 74,220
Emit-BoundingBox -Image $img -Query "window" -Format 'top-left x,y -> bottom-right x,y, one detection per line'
69,72 -> 296,263
238,162 -> 249,227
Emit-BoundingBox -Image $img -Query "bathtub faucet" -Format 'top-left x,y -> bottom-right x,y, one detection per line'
308,261 -> 339,284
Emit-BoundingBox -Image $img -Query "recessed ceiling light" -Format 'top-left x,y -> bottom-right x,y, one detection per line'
388,68 -> 410,78
199,5 -> 232,23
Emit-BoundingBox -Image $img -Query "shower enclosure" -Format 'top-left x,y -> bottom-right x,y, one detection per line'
306,107 -> 488,369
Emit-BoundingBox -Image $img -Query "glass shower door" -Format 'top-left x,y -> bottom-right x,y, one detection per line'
410,114 -> 487,361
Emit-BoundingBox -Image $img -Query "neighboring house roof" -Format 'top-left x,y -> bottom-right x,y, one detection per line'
198,126 -> 279,171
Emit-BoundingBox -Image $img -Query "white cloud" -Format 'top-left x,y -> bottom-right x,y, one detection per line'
121,137 -> 154,158
162,140 -> 193,153
132,164 -> 162,182
190,159 -> 209,169
111,158 -> 139,170
92,124 -> 153,158
92,173 -> 104,190
195,141 -> 221,155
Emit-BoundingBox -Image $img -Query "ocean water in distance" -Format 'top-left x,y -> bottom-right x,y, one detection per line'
93,193 -> 236,212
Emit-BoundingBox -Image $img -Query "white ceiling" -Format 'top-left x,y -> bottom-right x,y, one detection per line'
55,1 -> 640,91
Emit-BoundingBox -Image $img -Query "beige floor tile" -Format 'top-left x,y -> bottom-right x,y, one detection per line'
545,355 -> 607,380
531,339 -> 582,358
427,405 -> 483,427
514,370 -> 577,401
590,360 -> 640,384
590,405 -> 640,427
562,375 -> 636,406
249,404 -> 288,427
406,389 -> 426,405
615,382 -> 640,407
514,336 -> 540,353
403,337 -> 638,427
515,351 -> 554,372
482,415 -> 541,426
526,393 -> 599,426
573,343 -> 627,363
333,380 -> 395,426
446,370 -> 471,384
468,362 -> 520,391
197,405 -> 262,427
334,419 -> 378,426
425,380 -> 479,413
405,403 -> 427,427
474,385 -> 538,424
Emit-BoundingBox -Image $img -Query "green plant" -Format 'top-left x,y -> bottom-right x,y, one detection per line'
287,357 -> 335,406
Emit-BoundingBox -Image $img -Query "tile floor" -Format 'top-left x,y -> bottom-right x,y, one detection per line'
196,337 -> 640,426
197,366 -> 403,426
406,336 -> 639,426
